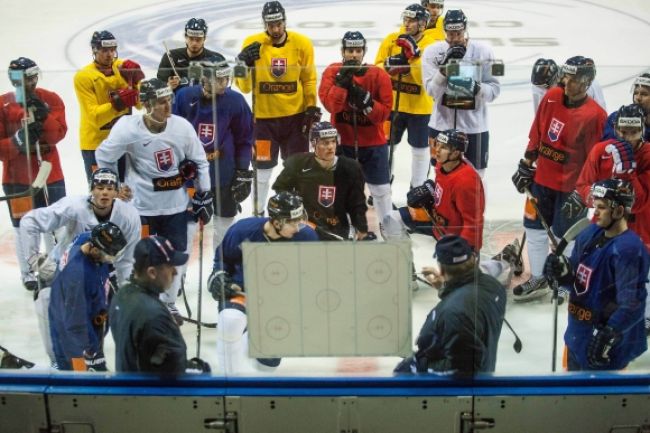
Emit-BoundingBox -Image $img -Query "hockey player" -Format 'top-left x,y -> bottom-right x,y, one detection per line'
109,236 -> 210,373
421,9 -> 501,182
1,57 -> 67,291
273,121 -> 370,240
209,192 -> 318,374
173,55 -> 254,248
96,78 -> 213,324
394,235 -> 506,374
603,73 -> 650,142
512,56 -> 607,301
421,0 -> 445,37
530,58 -> 607,113
156,18 -> 223,92
319,31 -> 393,223
48,222 -> 127,371
544,179 -> 648,370
375,3 -> 442,188
234,1 -> 320,215
74,30 -> 145,183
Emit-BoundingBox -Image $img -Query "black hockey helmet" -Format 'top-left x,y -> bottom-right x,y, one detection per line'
422,0 -> 444,5
561,56 -> 596,86
402,3 -> 431,25
185,18 -> 208,38
531,58 -> 559,88
8,57 -> 40,86
90,168 -> 119,190
139,78 -> 173,104
436,129 -> 468,153
267,191 -> 306,222
616,104 -> 645,130
309,121 -> 339,148
341,31 -> 366,51
443,9 -> 467,31
193,54 -> 231,79
262,1 -> 286,23
91,30 -> 118,51
590,178 -> 635,213
91,222 -> 127,258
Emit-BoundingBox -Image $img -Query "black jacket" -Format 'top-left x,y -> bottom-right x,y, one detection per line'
109,279 -> 187,373
156,47 -> 222,90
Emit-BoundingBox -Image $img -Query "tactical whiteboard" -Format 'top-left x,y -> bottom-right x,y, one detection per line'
243,241 -> 413,358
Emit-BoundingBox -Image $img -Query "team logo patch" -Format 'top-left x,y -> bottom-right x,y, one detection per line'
154,148 -> 175,172
547,117 -> 565,142
198,123 -> 215,147
271,57 -> 287,78
433,183 -> 443,207
574,263 -> 592,295
318,185 -> 336,208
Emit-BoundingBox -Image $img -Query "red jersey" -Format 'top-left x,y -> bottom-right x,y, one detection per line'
526,86 -> 606,192
576,139 -> 650,249
318,63 -> 392,147
430,159 -> 485,251
0,88 -> 67,185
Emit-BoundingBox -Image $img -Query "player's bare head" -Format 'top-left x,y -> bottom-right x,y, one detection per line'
341,31 -> 366,63
591,179 -> 635,225
91,30 -> 118,66
632,73 -> 650,111
402,4 -> 430,36
443,9 -> 468,46
267,192 -> 307,238
615,104 -> 645,146
139,78 -> 174,122
185,18 -> 207,55
8,57 -> 40,93
263,1 -> 286,41
195,55 -> 231,96
434,235 -> 476,280
421,0 -> 444,23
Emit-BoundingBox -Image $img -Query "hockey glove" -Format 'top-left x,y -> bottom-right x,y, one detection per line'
511,159 -> 535,194
119,59 -> 145,86
587,325 -> 619,368
208,270 -> 242,302
231,169 -> 254,203
237,42 -> 262,67
561,190 -> 588,220
348,85 -> 373,113
110,88 -> 139,111
178,158 -> 198,181
360,231 -> 378,241
396,34 -> 421,59
0,348 -> 35,369
542,253 -> 573,286
192,190 -> 214,224
441,45 -> 467,65
384,54 -> 410,76
335,60 -> 358,89
28,253 -> 57,286
301,105 -> 322,136
448,76 -> 480,98
83,350 -> 108,372
26,97 -> 50,122
393,355 -> 417,373
606,140 -> 636,175
407,179 -> 436,208
13,121 -> 44,154
186,357 -> 211,373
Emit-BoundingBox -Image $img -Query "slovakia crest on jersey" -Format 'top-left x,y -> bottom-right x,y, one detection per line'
574,263 -> 592,295
154,148 -> 174,172
271,58 -> 287,78
433,183 -> 443,207
318,185 -> 336,208
197,123 -> 215,147
547,118 -> 565,142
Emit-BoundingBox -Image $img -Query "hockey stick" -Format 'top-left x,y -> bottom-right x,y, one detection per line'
314,225 -> 347,241
180,316 -> 217,329
513,231 -> 526,276
422,207 -> 446,239
0,344 -> 35,369
196,220 -> 205,358
388,73 -> 403,182
352,107 -> 359,161
524,187 -> 559,249
0,161 -> 52,202
502,318 -> 523,354
251,66 -> 260,216
162,41 -> 189,87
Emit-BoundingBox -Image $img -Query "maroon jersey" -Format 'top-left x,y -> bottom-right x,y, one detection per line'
318,62 -> 392,147
576,139 -> 650,250
526,86 -> 606,192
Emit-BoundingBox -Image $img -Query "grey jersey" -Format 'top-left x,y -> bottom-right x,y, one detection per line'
96,114 -> 210,216
19,196 -> 141,284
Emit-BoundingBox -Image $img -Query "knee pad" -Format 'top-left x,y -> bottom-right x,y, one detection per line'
368,183 -> 393,220
217,309 -> 248,342
381,211 -> 408,241
410,147 -> 430,187
213,217 -> 235,249
525,227 -> 549,277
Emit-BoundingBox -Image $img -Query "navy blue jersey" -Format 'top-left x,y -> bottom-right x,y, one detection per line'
48,232 -> 111,370
602,111 -> 650,142
212,217 -> 319,287
564,224 -> 649,369
173,86 -> 254,187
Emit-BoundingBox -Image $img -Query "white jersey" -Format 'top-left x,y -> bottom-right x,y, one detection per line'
531,80 -> 607,113
422,39 -> 501,133
19,196 -> 141,284
95,114 -> 210,216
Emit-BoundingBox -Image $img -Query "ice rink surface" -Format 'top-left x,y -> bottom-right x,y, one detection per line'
1,0 -> 650,375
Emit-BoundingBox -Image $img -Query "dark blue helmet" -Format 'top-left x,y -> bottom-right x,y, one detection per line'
262,1 -> 286,22
436,129 -> 468,153
8,57 -> 40,85
341,31 -> 366,50
590,178 -> 634,213
185,18 -> 207,37
267,191 -> 306,222
309,121 -> 339,148
91,222 -> 127,258
90,168 -> 119,190
91,30 -> 117,51
443,9 -> 467,31
402,3 -> 430,24
139,78 -> 173,104
561,56 -> 596,85
616,104 -> 645,130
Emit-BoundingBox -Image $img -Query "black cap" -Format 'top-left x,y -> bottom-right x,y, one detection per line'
434,235 -> 473,265
134,236 -> 188,268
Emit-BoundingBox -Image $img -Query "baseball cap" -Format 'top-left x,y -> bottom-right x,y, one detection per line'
134,236 -> 188,268
434,235 -> 473,265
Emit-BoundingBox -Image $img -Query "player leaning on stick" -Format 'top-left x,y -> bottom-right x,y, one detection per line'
544,179 -> 649,370
1,57 -> 67,292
